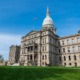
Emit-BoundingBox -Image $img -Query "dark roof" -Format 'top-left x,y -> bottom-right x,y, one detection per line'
78,30 -> 80,33
59,33 -> 80,40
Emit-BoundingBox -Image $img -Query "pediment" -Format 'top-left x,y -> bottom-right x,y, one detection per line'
25,30 -> 37,37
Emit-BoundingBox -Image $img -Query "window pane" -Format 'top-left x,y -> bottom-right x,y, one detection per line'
68,47 -> 70,52
77,38 -> 80,43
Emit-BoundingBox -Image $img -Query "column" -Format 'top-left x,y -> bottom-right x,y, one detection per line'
37,53 -> 41,66
24,55 -> 27,66
32,54 -> 34,65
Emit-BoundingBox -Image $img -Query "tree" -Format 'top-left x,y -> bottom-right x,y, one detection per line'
0,55 -> 4,63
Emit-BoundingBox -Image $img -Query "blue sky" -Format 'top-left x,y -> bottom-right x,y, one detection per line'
0,0 -> 80,60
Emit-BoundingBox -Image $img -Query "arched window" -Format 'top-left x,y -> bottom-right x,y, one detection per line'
59,49 -> 60,53
42,55 -> 44,60
75,62 -> 77,67
69,56 -> 71,61
74,55 -> 76,60
64,63 -> 66,66
45,55 -> 47,60
69,63 -> 71,66
64,56 -> 66,61
42,46 -> 44,51
68,47 -> 70,52
59,56 -> 61,61
63,48 -> 65,53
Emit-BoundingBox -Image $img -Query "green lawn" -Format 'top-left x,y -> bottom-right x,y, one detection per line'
0,66 -> 80,80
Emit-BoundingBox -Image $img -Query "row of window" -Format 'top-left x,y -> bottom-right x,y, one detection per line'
28,32 -> 47,39
59,46 -> 80,53
64,62 -> 77,66
42,46 -> 46,51
25,39 -> 38,45
50,38 -> 55,44
42,46 -> 55,52
42,38 -> 56,44
59,55 -> 80,61
42,38 -> 46,43
27,46 -> 38,52
62,37 -> 80,45
42,55 -> 47,60
28,34 -> 38,39
42,62 -> 47,65
25,38 -> 46,45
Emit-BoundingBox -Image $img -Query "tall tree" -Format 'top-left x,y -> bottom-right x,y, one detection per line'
0,55 -> 4,63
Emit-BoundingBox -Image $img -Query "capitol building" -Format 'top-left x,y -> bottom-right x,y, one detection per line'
9,7 -> 80,67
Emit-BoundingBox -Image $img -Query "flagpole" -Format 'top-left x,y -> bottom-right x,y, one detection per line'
33,18 -> 37,30
33,19 -> 34,30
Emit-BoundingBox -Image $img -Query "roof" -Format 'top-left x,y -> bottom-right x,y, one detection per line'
59,33 -> 80,40
22,30 -> 39,38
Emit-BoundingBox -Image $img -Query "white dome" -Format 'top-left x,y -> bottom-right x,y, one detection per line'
42,7 -> 54,27
42,7 -> 56,34
42,16 -> 54,26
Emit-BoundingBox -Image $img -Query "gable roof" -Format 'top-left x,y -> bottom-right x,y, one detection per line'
22,30 -> 39,38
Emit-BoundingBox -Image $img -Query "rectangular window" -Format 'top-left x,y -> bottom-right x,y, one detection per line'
45,38 -> 46,43
27,55 -> 29,60
42,46 -> 44,51
64,56 -> 66,61
45,55 -> 47,60
72,39 -> 74,44
73,47 -> 75,52
68,47 -> 70,52
69,56 -> 71,61
63,48 -> 65,53
69,63 -> 71,65
59,56 -> 61,61
77,37 -> 80,43
45,46 -> 46,51
58,41 -> 60,46
74,55 -> 76,60
59,49 -> 60,53
42,55 -> 44,60
42,62 -> 44,65
43,39 -> 44,43
62,41 -> 64,45
67,40 -> 69,44
50,38 -> 52,43
64,63 -> 66,66
78,46 -> 80,51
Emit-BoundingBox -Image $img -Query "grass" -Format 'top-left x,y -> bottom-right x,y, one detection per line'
0,66 -> 80,80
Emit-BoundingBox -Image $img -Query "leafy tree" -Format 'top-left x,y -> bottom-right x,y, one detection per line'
0,55 -> 4,63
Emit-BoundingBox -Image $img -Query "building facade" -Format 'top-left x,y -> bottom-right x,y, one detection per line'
9,7 -> 80,67
56,34 -> 80,67
9,45 -> 20,65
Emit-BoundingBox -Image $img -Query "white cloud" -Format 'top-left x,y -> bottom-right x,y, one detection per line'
0,34 -> 21,60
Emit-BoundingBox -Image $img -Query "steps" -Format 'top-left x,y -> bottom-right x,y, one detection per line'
11,63 -> 19,66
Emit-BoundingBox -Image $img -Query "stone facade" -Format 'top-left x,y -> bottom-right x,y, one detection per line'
20,30 -> 59,66
9,7 -> 80,67
9,45 -> 20,65
56,34 -> 80,67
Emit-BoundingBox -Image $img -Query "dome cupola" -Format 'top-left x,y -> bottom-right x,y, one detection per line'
42,7 -> 54,27
42,7 -> 56,34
